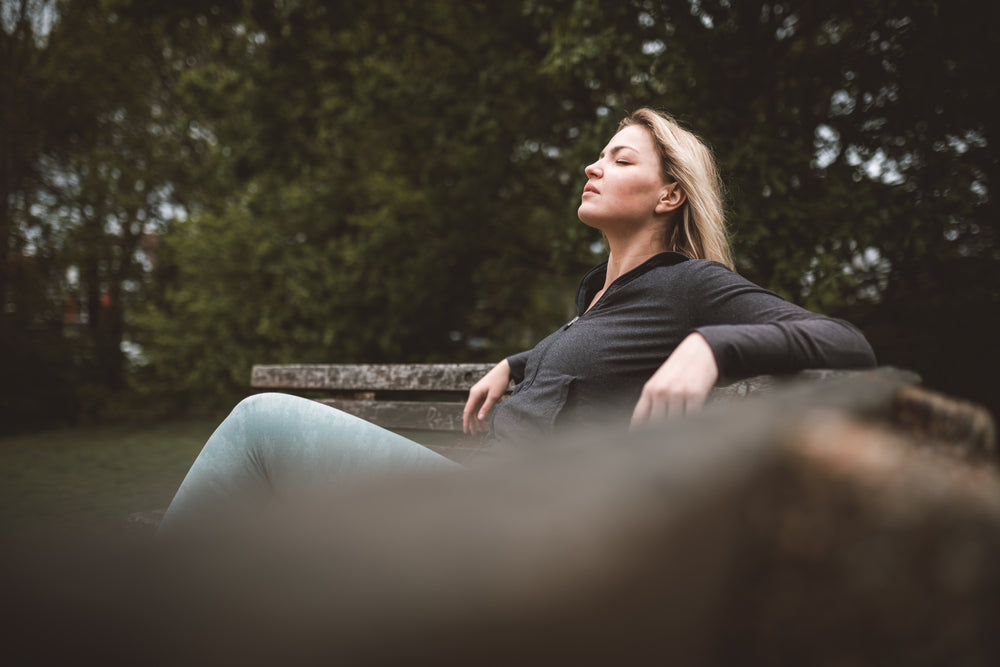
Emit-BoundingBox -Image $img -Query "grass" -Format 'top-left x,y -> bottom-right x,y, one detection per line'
0,417 -> 220,541
0,417 -> 465,542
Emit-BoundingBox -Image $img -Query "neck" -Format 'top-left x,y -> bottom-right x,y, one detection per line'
602,225 -> 669,287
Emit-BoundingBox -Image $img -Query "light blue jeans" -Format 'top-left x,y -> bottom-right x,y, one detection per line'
158,393 -> 457,536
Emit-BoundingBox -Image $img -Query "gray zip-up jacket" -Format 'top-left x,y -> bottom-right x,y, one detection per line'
491,252 -> 876,444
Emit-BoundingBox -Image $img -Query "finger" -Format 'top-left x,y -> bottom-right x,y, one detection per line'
467,400 -> 485,434
665,393 -> 686,418
649,393 -> 671,421
478,393 -> 499,422
463,389 -> 484,434
473,393 -> 501,434
630,395 -> 652,429
686,392 -> 707,413
462,399 -> 472,434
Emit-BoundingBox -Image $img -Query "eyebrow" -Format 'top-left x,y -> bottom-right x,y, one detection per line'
600,145 -> 639,158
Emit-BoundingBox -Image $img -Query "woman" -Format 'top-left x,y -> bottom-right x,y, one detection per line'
466,109 -> 874,443
158,109 -> 875,535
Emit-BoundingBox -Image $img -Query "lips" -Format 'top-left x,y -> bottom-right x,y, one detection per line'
583,183 -> 599,195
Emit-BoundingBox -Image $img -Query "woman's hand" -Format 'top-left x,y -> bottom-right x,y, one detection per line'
463,359 -> 511,435
630,333 -> 719,428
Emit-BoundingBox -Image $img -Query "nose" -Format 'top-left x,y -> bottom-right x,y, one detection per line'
584,161 -> 602,178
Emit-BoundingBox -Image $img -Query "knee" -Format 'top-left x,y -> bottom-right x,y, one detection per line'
233,392 -> 286,412
230,392 -> 276,418
232,391 -> 311,413
225,392 -> 303,432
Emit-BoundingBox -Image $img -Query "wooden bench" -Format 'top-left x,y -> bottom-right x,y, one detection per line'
128,365 -> 992,534
250,363 -> 502,460
249,363 -> 858,460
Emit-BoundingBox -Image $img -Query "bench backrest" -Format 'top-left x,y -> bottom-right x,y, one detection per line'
250,363 -> 856,433
251,363 -> 504,432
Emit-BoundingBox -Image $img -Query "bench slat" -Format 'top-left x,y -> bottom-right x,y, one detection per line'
318,398 -> 473,432
253,366 -> 861,441
251,363 -> 499,392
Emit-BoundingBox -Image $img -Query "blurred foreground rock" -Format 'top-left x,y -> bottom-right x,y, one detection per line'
4,368 -> 998,665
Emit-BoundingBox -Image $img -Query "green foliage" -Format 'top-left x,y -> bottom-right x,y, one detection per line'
130,0 -> 606,402
534,0 -> 999,412
0,0 -> 216,429
2,0 -> 997,424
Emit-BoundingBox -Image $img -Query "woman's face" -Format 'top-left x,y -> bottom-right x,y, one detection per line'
577,124 -> 679,231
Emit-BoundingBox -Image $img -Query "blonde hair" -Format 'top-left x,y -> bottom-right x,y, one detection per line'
619,109 -> 734,269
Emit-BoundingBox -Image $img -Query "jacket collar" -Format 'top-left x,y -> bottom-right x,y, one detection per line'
575,251 -> 691,315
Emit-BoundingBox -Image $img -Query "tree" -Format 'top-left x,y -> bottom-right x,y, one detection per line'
537,0 -> 999,415
131,0 -> 608,409
4,0 -> 995,427
0,0 -> 207,429
135,0 -> 1000,417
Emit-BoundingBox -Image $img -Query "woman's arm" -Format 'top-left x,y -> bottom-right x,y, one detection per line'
630,332 -> 718,426
505,350 -> 531,385
462,350 -> 533,434
462,359 -> 512,435
631,261 -> 876,427
688,261 -> 876,379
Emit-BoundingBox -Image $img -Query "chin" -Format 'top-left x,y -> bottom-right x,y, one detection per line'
577,207 -> 604,230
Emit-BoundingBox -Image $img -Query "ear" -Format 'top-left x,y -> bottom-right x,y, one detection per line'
655,183 -> 686,215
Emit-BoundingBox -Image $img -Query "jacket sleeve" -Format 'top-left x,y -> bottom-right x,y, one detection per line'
505,350 -> 532,385
687,262 -> 877,382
